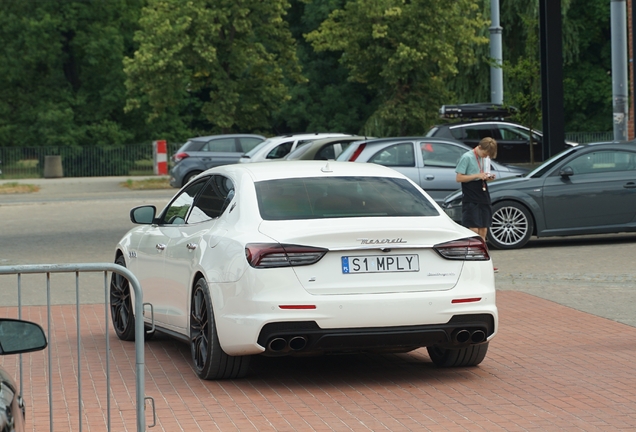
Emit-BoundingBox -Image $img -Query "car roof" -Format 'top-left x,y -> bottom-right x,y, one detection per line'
212,160 -> 407,182
189,133 -> 266,142
434,120 -> 538,130
356,136 -> 470,147
261,132 -> 350,143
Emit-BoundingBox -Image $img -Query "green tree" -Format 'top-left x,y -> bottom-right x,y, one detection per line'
448,0 -> 611,134
272,0 -> 376,135
306,0 -> 488,136
0,0 -> 149,147
124,0 -> 304,135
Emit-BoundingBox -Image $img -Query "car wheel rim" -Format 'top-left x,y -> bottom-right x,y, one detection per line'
110,273 -> 131,334
190,287 -> 209,371
491,206 -> 529,246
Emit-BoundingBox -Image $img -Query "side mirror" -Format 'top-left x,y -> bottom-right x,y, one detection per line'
559,166 -> 574,177
0,319 -> 47,355
130,205 -> 157,224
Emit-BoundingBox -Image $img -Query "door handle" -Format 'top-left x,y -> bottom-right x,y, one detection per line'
155,244 -> 166,251
425,175 -> 435,180
187,243 -> 198,250
624,182 -> 636,189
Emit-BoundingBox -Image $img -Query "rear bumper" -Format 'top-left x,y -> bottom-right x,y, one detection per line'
256,313 -> 495,356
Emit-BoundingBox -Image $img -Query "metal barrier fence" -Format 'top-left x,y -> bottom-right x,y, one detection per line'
0,133 -> 616,179
565,131 -> 614,144
0,263 -> 150,432
0,143 -> 181,179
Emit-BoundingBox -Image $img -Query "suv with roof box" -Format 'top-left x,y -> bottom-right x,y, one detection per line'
426,103 -> 577,164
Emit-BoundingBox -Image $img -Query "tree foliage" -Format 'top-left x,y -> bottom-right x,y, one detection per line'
0,0 -> 147,147
0,0 -> 614,150
305,0 -> 488,136
124,0 -> 304,135
271,0 -> 376,135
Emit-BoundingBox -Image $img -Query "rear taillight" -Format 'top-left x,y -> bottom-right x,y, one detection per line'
245,243 -> 328,268
173,152 -> 189,163
348,143 -> 367,161
433,237 -> 490,261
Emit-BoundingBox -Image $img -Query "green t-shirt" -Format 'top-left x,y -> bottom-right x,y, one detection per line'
455,149 -> 490,204
455,150 -> 481,176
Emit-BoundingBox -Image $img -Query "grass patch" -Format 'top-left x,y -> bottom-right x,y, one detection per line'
121,178 -> 172,190
0,182 -> 40,194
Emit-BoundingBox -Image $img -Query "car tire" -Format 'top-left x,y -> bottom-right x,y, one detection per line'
488,200 -> 534,250
190,278 -> 250,380
427,342 -> 489,367
110,255 -> 136,341
182,171 -> 202,187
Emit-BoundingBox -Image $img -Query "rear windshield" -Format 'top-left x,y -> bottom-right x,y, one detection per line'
256,177 -> 439,220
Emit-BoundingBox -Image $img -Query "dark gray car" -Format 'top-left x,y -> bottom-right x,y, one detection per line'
336,137 -> 526,204
442,141 -> 636,249
0,319 -> 48,432
169,134 -> 265,187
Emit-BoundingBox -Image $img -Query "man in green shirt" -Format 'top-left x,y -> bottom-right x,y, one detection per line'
455,137 -> 498,242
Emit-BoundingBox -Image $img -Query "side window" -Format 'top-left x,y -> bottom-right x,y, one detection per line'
368,143 -> 415,167
239,137 -> 263,153
499,126 -> 529,141
462,125 -> 495,140
162,179 -> 207,225
203,138 -> 236,152
266,141 -> 294,159
187,175 -> 235,223
315,144 -> 337,160
568,151 -> 636,175
421,142 -> 465,168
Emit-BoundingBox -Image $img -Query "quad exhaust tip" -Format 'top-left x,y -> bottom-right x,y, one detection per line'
267,336 -> 308,352
453,329 -> 486,344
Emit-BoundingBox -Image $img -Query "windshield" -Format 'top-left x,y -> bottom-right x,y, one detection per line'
243,138 -> 274,157
527,146 -> 580,178
256,176 -> 439,220
285,142 -> 313,159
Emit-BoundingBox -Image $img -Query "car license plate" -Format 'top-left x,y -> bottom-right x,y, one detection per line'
341,254 -> 420,274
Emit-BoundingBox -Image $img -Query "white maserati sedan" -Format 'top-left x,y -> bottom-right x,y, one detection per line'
110,161 -> 497,380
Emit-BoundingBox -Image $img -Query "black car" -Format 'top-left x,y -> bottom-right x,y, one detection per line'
0,319 -> 48,432
442,141 -> 636,249
169,134 -> 265,187
427,104 -> 577,164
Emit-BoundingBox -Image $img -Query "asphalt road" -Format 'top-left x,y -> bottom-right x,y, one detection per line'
2,176 -> 636,326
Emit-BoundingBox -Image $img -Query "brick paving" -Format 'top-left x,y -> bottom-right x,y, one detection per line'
2,291 -> 636,431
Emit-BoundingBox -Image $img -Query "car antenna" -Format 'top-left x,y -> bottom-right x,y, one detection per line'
321,162 -> 333,173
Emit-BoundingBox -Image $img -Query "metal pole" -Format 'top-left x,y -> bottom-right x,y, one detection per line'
612,0 -> 629,141
490,0 -> 504,104
539,0 -> 565,160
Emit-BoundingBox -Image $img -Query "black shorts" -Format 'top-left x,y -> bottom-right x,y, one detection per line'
462,201 -> 493,229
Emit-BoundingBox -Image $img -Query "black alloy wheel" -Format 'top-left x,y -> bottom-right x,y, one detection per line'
110,255 -> 136,341
488,200 -> 534,250
190,278 -> 250,380
427,342 -> 489,367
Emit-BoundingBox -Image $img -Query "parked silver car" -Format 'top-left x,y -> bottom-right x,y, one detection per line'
169,134 -> 265,187
337,137 -> 526,203
284,136 -> 371,161
238,133 -> 350,163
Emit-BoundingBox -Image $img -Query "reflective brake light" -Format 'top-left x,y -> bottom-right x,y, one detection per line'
433,237 -> 490,261
173,152 -> 189,163
245,243 -> 328,268
348,143 -> 367,161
